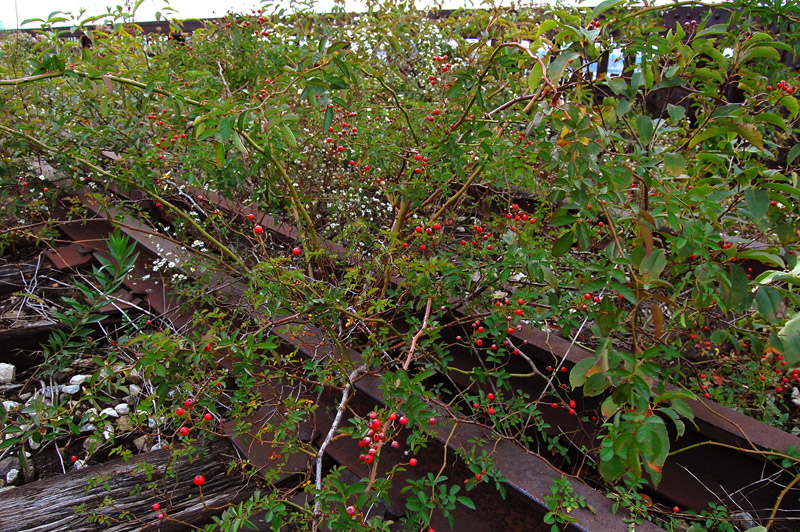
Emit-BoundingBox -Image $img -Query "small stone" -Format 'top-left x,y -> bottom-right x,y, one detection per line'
100,407 -> 119,419
0,363 -> 16,384
79,423 -> 96,433
133,435 -> 150,451
69,374 -> 92,386
27,437 -> 40,451
128,384 -> 142,397
0,457 -> 20,477
126,368 -> 143,384
114,403 -> 130,416
2,401 -> 20,411
6,469 -> 20,486
115,415 -> 133,431
60,385 -> 80,395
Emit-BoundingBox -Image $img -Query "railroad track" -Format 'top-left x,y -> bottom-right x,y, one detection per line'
3,157 -> 798,530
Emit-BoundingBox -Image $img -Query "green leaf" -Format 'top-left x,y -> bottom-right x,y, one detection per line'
280,123 -> 297,147
635,115 -> 654,144
754,112 -> 789,133
536,19 -> 558,38
639,248 -> 667,281
667,104 -> 685,123
548,49 -> 580,83
607,77 -> 628,96
721,264 -> 752,312
781,96 -> 798,119
570,357 -> 596,389
617,99 -> 632,117
745,188 -> 769,220
584,372 -> 610,397
553,230 -> 574,257
322,106 -> 334,133
787,144 -> 800,167
457,496 -> 476,510
591,0 -> 624,20
663,152 -> 685,177
527,60 -> 543,92
756,286 -> 784,322
743,45 -> 781,61
738,250 -> 785,269
214,142 -> 225,168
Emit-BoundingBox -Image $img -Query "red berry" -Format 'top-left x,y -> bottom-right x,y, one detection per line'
399,416 -> 408,425
487,407 -> 495,415
409,458 -> 418,466
204,413 -> 213,421
292,247 -> 301,256
254,225 -> 264,234
70,455 -> 77,462
152,503 -> 161,511
487,393 -> 495,400
389,412 -> 397,421
429,417 -> 436,425
247,213 -> 255,220
193,475 -> 205,486
179,427 -> 189,436
157,513 -> 165,520
176,407 -> 185,416
346,506 -> 356,517
184,399 -> 194,409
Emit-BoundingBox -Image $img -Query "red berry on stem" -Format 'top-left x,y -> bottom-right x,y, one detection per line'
193,475 -> 205,486
153,503 -> 161,511
409,458 -> 418,466
254,225 -> 264,234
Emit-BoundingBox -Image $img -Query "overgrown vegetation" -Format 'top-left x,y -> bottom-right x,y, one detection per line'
1,0 -> 800,530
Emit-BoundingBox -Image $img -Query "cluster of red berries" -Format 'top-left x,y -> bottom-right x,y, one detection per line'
175,398 -> 215,438
761,351 -> 800,394
356,411 -> 413,465
472,392 -> 499,417
767,80 -> 795,94
504,203 -> 537,227
587,19 -> 601,29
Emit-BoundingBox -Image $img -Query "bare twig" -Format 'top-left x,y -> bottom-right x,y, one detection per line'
403,297 -> 433,370
313,365 -> 366,531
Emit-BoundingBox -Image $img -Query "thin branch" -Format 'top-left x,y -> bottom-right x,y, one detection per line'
403,297 -> 433,370
313,365 -> 365,531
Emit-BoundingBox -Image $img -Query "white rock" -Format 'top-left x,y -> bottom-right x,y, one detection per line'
60,385 -> 80,395
6,469 -> 19,485
114,403 -> 130,416
79,423 -> 96,433
0,364 -> 15,384
2,401 -> 20,411
100,407 -> 119,418
27,438 -> 39,451
69,374 -> 92,386
128,384 -> 142,397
